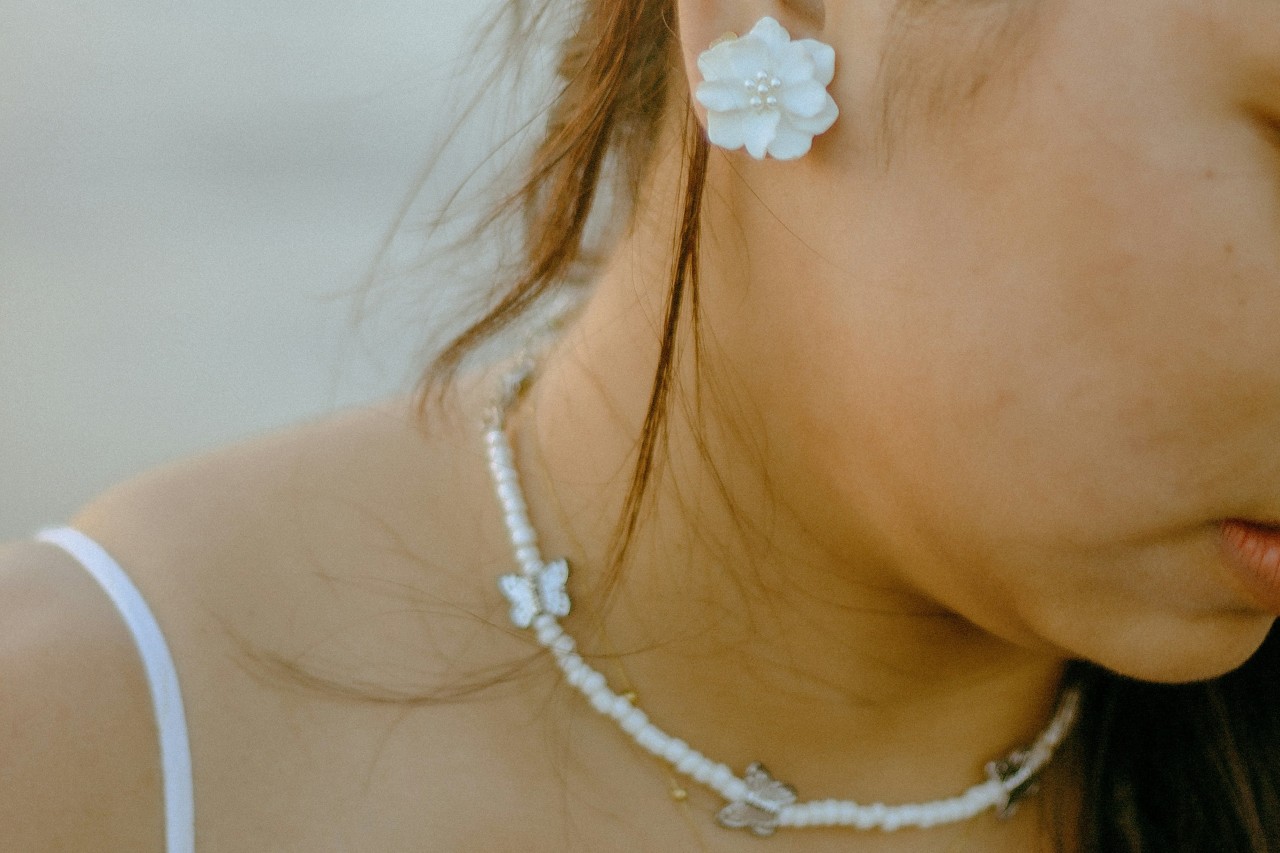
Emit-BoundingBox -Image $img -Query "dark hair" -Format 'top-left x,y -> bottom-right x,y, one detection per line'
420,1 -> 1280,849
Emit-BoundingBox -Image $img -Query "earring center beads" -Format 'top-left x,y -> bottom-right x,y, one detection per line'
746,70 -> 784,111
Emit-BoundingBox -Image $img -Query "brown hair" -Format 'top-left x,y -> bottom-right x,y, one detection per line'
421,0 -> 704,566
419,1 -> 1280,850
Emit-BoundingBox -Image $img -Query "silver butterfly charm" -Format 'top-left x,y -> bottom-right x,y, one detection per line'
986,749 -> 1040,820
715,762 -> 798,837
499,558 -> 571,628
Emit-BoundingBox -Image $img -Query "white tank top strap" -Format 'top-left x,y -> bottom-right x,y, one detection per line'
35,526 -> 195,853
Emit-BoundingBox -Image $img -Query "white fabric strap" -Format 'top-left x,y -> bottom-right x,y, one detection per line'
35,527 -> 195,853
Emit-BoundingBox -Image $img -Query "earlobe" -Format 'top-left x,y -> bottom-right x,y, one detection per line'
691,16 -> 839,161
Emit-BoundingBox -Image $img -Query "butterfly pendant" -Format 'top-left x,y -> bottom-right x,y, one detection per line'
715,762 -> 797,837
986,749 -> 1040,820
499,558 -> 572,628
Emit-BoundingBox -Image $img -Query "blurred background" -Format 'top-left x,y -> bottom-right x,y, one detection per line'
0,0 -> 521,538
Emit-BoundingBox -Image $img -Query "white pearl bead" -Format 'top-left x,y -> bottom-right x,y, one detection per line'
551,635 -> 575,656
709,765 -> 735,795
608,694 -> 632,719
619,707 -> 648,735
515,546 -> 540,566
636,725 -> 667,754
565,666 -> 587,688
661,738 -> 689,765
836,802 -> 858,825
689,759 -> 715,785
559,653 -> 584,675
498,484 -> 527,513
590,690 -> 614,714
676,753 -> 700,775
507,519 -> 536,547
723,777 -> 749,803
580,670 -> 606,696
965,787 -> 993,808
494,476 -> 521,497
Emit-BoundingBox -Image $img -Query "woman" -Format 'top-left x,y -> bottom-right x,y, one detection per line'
4,0 -> 1280,849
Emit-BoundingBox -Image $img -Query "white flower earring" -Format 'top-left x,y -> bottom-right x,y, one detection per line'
694,17 -> 839,161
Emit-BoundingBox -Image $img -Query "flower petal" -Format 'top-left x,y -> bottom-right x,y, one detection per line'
767,122 -> 815,161
779,79 -> 828,118
742,111 -> 781,160
776,42 -> 817,85
788,98 -> 839,135
748,16 -> 792,54
707,110 -> 749,151
697,42 -> 738,82
800,39 -> 836,86
724,37 -> 773,81
696,80 -> 749,112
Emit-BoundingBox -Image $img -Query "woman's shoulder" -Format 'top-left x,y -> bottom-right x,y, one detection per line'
0,537 -> 168,850
57,392 -> 512,705
67,393 -> 491,639
74,395 -> 465,567
0,392 -> 525,848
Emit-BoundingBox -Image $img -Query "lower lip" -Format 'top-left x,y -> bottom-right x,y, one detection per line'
1220,519 -> 1280,612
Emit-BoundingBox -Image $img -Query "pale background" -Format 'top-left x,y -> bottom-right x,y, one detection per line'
0,0 -> 522,539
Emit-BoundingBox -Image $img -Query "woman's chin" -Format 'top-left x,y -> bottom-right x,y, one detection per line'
1084,611 -> 1277,685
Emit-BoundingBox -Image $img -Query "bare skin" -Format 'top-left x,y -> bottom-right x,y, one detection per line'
3,0 -> 1279,849
0,390 -> 1058,852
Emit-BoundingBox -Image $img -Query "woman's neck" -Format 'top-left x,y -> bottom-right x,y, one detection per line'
509,277 -> 1072,817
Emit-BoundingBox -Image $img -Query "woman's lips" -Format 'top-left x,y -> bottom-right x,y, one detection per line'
1220,519 -> 1280,613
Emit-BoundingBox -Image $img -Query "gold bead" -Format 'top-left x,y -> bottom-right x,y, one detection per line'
671,787 -> 689,801
622,691 -> 638,703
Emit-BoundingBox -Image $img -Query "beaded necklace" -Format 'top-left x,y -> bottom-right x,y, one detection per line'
485,359 -> 1080,838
